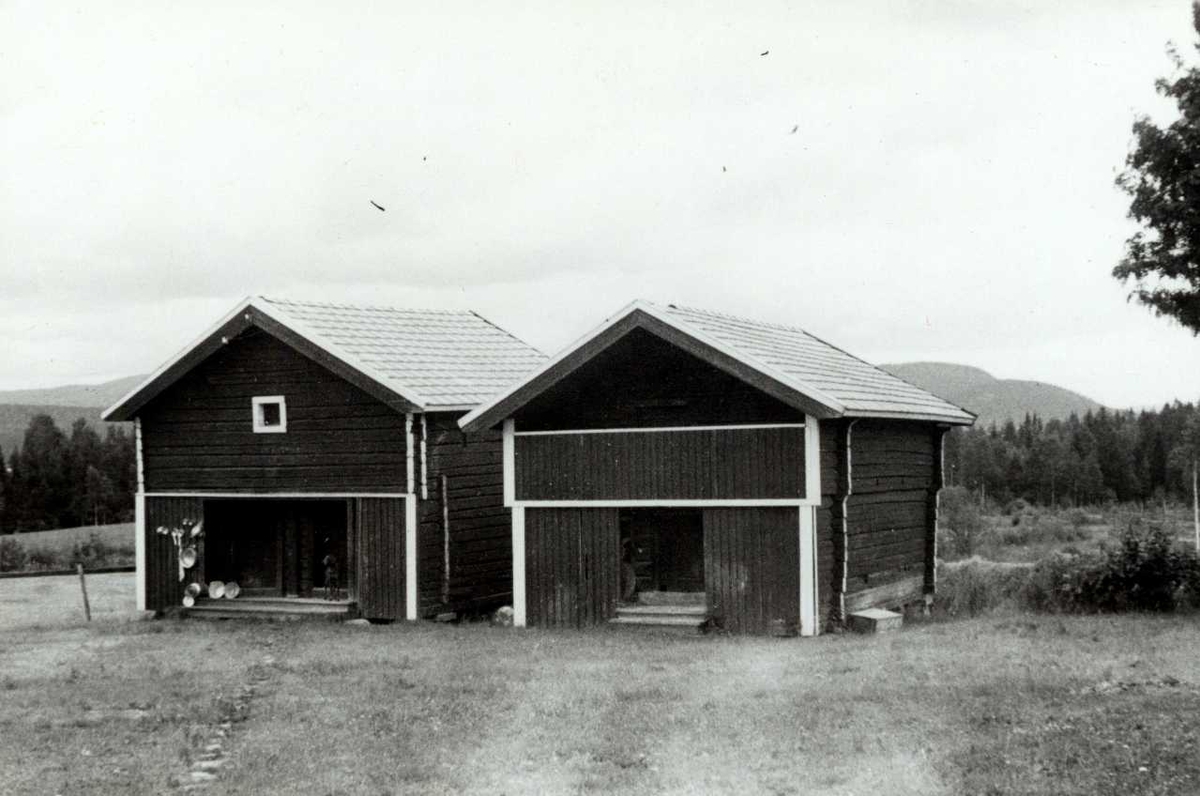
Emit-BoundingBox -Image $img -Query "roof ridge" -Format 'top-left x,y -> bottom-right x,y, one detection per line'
259,295 -> 475,317
467,310 -> 547,358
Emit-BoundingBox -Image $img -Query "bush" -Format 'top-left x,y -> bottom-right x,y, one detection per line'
940,486 -> 985,559
1024,521 -> 1198,613
0,537 -> 28,572
25,546 -> 60,571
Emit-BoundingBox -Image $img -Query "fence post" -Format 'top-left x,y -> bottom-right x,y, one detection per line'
77,563 -> 92,622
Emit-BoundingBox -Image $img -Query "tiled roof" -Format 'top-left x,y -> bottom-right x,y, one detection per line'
657,303 -> 974,424
260,297 -> 546,408
459,299 -> 975,431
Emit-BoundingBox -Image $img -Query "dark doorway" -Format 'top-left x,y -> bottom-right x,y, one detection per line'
204,499 -> 348,598
620,508 -> 704,596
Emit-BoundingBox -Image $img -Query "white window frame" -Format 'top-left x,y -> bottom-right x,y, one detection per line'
251,395 -> 288,433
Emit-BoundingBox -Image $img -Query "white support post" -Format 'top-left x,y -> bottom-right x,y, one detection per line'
405,495 -> 417,620
419,413 -> 428,500
512,505 -> 526,627
405,413 -> 415,495
804,413 -> 821,501
502,419 -> 515,507
799,505 -> 817,637
134,418 -> 146,612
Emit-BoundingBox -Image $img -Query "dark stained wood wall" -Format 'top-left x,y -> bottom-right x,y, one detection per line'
416,413 -> 510,616
702,507 -> 799,634
514,426 -> 806,501
843,421 -> 938,596
144,495 -> 205,612
140,328 -> 407,493
515,327 -> 803,431
817,419 -> 841,628
355,497 -> 406,620
524,507 -> 621,628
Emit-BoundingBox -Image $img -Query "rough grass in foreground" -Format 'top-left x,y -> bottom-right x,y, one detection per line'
2,574 -> 1200,795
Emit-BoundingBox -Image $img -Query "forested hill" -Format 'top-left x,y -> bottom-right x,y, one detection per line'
881,362 -> 1104,428
0,376 -> 142,455
0,375 -> 144,408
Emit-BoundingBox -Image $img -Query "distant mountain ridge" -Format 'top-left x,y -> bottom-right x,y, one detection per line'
0,375 -> 145,408
0,376 -> 143,455
881,362 -> 1104,428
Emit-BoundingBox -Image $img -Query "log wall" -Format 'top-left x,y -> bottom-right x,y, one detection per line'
140,328 -> 407,493
416,413 -> 511,616
843,420 -> 938,598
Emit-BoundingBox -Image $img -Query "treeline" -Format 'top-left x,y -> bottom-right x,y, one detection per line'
945,402 -> 1200,507
0,414 -> 135,533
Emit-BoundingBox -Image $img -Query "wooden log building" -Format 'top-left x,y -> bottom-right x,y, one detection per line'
459,301 -> 975,635
103,297 -> 546,620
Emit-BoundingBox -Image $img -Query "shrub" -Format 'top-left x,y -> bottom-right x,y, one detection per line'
25,546 -> 60,571
1004,498 -> 1029,516
1024,521 -> 1198,613
0,537 -> 28,572
940,486 -> 985,559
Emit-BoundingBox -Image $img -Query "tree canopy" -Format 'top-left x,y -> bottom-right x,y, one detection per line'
1114,3 -> 1200,333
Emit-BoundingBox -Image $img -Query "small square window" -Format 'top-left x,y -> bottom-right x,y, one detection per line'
252,396 -> 287,433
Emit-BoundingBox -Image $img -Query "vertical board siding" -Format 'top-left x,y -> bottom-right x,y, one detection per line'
144,496 -> 205,611
416,414 -> 511,616
356,497 -> 406,620
514,426 -> 805,501
843,420 -> 938,599
524,508 -> 620,628
140,328 -> 407,493
702,507 -> 799,634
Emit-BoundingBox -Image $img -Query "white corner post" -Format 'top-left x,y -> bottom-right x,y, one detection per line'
503,419 -> 525,626
134,417 -> 146,612
799,414 -> 821,637
404,413 -> 415,495
404,412 -> 417,620
405,494 -> 417,621
502,419 -> 515,507
512,505 -> 526,628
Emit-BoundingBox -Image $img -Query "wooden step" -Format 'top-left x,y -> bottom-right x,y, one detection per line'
183,598 -> 356,621
617,603 -> 706,617
848,608 -> 903,634
609,614 -> 705,634
634,591 -> 705,606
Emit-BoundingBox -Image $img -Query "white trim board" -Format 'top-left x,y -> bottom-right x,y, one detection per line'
514,423 -> 804,436
143,491 -> 410,499
513,498 -> 819,508
502,419 -> 516,507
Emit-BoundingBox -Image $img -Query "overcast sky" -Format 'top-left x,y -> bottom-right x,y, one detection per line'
2,1 -> 1198,409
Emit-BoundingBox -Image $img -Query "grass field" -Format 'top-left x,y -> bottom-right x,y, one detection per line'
0,523 -> 134,573
2,574 -> 1199,795
8,523 -> 135,553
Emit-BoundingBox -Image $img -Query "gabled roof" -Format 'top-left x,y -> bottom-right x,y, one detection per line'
458,300 -> 975,432
102,296 -> 546,421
